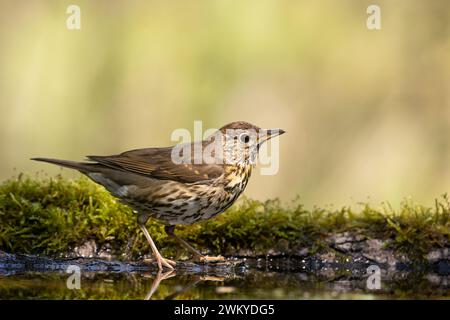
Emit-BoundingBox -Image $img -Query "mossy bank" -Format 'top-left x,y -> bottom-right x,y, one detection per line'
0,175 -> 449,266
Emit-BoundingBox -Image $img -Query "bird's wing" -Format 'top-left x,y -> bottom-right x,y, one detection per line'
87,143 -> 225,184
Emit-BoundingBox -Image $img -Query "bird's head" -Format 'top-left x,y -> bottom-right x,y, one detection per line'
207,121 -> 285,166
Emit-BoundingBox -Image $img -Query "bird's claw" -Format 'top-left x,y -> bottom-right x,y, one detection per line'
195,255 -> 226,263
144,256 -> 176,270
160,257 -> 176,269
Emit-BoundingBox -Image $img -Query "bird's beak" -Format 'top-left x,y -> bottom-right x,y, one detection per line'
265,129 -> 286,139
258,128 -> 286,147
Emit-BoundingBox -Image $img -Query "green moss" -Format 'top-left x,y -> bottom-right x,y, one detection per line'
0,175 -> 448,260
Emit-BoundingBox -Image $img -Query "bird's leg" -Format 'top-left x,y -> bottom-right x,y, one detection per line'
139,223 -> 176,270
164,225 -> 225,263
164,225 -> 202,256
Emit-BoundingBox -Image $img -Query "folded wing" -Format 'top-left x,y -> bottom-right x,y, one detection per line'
87,143 -> 225,184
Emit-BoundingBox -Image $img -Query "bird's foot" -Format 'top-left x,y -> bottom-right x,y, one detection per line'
144,255 -> 176,270
160,257 -> 176,269
194,255 -> 226,264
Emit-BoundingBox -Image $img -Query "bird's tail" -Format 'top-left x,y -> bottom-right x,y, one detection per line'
31,157 -> 96,172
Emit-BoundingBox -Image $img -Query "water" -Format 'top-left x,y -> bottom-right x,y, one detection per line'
0,257 -> 448,299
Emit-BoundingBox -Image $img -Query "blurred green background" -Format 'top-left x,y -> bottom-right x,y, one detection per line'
0,0 -> 449,208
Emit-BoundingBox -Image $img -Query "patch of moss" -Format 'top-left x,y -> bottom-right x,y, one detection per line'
0,175 -> 448,260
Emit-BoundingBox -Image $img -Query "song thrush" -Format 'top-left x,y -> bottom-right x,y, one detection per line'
32,121 -> 285,270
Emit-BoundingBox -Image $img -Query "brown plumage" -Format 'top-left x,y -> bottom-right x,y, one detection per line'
32,121 -> 285,270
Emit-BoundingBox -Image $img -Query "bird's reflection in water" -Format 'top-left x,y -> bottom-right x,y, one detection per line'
144,270 -> 176,300
143,270 -> 225,300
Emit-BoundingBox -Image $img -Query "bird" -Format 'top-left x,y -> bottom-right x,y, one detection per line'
32,121 -> 285,270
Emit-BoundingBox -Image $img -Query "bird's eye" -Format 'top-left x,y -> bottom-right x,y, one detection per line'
239,134 -> 250,143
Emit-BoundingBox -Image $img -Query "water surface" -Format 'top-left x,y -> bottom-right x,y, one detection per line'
0,257 -> 448,299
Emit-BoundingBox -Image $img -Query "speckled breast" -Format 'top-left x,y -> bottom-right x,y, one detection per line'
124,164 -> 253,226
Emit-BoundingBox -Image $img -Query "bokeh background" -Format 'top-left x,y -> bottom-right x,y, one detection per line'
0,0 -> 449,208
